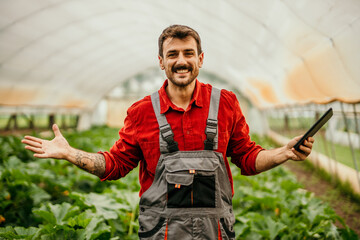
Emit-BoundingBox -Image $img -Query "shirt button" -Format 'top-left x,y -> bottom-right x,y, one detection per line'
187,131 -> 190,135
140,207 -> 145,212
140,226 -> 144,231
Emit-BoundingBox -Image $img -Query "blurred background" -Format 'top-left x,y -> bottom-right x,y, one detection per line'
1,0 -> 359,189
1,0 -> 360,238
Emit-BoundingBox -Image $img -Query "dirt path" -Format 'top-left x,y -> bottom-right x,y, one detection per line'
284,161 -> 360,237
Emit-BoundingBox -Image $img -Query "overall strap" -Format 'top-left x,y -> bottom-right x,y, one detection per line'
151,92 -> 179,153
204,87 -> 221,150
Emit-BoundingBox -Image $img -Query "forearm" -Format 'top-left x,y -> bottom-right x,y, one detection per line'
66,147 -> 106,178
255,146 -> 290,173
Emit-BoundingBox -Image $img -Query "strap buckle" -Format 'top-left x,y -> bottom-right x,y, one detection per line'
160,124 -> 179,152
205,119 -> 217,138
204,119 -> 217,150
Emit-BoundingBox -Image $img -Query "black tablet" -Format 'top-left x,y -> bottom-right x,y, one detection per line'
293,108 -> 333,153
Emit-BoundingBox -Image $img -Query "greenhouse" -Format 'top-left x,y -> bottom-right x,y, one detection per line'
1,0 -> 360,239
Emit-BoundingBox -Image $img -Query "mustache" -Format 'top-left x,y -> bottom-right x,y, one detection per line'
172,64 -> 193,72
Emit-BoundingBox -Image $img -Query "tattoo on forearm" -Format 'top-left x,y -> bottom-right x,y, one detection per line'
75,151 -> 105,177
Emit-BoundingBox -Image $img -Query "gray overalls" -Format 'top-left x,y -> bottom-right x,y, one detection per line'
138,87 -> 236,240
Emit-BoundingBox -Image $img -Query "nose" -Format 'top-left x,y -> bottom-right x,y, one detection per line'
176,52 -> 186,65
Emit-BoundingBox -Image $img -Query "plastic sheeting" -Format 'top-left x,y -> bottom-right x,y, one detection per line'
0,0 -> 359,111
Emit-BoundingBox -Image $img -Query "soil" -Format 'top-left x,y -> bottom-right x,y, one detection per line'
283,160 -> 360,237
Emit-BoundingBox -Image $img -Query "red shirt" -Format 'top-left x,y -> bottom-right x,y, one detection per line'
99,80 -> 263,196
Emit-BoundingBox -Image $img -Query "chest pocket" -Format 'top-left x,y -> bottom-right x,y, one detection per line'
164,154 -> 219,208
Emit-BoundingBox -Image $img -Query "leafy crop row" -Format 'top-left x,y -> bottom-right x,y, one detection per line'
0,127 -> 358,239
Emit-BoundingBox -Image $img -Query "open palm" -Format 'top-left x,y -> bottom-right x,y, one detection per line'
22,124 -> 70,159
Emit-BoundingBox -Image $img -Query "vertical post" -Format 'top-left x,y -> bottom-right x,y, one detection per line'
49,114 -> 55,129
29,115 -> 34,129
353,104 -> 360,161
327,120 -> 338,179
284,113 -> 289,133
22,113 -> 34,129
320,105 -> 334,182
75,115 -> 80,129
5,114 -> 18,130
340,102 -> 360,189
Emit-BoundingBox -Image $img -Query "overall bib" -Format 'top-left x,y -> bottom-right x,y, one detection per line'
138,87 -> 236,240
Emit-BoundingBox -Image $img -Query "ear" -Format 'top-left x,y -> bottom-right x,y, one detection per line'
158,55 -> 165,70
198,52 -> 204,68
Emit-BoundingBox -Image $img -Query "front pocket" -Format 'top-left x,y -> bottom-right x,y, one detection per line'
167,173 -> 194,208
166,173 -> 216,208
193,175 -> 215,207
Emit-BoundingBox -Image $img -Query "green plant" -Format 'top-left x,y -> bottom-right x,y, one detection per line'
0,128 -> 358,239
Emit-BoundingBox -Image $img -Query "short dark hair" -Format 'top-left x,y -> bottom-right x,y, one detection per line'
158,25 -> 202,57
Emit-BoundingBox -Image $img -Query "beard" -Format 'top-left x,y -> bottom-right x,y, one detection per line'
166,63 -> 199,87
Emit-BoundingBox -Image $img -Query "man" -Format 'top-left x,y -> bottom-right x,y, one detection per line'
22,25 -> 314,239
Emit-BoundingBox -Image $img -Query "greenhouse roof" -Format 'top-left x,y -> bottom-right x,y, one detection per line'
0,0 -> 359,111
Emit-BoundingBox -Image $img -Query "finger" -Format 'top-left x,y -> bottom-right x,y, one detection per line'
34,153 -> 50,158
299,144 -> 311,155
25,145 -> 45,154
23,135 -> 43,144
307,137 -> 315,143
301,139 -> 313,149
21,139 -> 42,148
291,148 -> 307,160
53,124 -> 63,138
293,135 -> 303,141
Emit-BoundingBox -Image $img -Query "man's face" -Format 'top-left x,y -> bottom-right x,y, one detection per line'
159,36 -> 204,88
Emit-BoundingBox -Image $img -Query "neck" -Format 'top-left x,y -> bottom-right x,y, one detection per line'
166,80 -> 196,110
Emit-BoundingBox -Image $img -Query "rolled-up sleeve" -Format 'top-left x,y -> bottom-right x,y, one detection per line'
98,112 -> 141,181
227,97 -> 264,175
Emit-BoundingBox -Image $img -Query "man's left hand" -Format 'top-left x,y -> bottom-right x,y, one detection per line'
287,136 -> 315,161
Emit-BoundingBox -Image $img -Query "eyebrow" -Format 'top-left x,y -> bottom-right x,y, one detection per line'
166,49 -> 195,54
167,50 -> 177,54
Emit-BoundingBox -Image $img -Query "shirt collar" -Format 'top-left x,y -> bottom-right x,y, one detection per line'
158,79 -> 203,114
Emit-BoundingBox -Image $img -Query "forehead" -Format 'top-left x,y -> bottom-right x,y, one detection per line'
162,36 -> 198,54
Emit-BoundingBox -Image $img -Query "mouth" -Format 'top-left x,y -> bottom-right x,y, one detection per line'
175,69 -> 190,74
173,65 -> 192,74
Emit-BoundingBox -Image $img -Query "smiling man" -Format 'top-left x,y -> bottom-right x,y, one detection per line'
22,25 -> 314,240
159,27 -> 204,110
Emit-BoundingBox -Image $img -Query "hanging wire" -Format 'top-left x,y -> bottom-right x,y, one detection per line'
340,102 -> 360,190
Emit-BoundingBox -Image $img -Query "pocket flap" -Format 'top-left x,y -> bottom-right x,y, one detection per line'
166,173 -> 194,186
165,156 -> 219,173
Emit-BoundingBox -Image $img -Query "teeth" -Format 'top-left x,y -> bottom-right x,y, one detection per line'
176,69 -> 188,73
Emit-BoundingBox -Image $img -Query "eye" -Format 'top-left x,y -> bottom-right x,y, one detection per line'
184,51 -> 195,56
167,52 -> 177,58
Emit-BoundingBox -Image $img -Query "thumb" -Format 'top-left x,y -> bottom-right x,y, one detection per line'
52,124 -> 63,137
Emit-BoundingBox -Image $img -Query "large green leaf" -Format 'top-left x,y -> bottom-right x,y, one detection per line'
67,209 -> 94,228
72,192 -> 131,220
0,226 -> 40,240
29,184 -> 51,205
33,202 -> 80,225
76,217 -> 111,240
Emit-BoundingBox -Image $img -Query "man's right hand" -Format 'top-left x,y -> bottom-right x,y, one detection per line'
21,124 -> 70,160
22,124 -> 106,178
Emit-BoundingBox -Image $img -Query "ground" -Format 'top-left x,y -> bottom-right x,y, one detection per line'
284,160 -> 360,237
